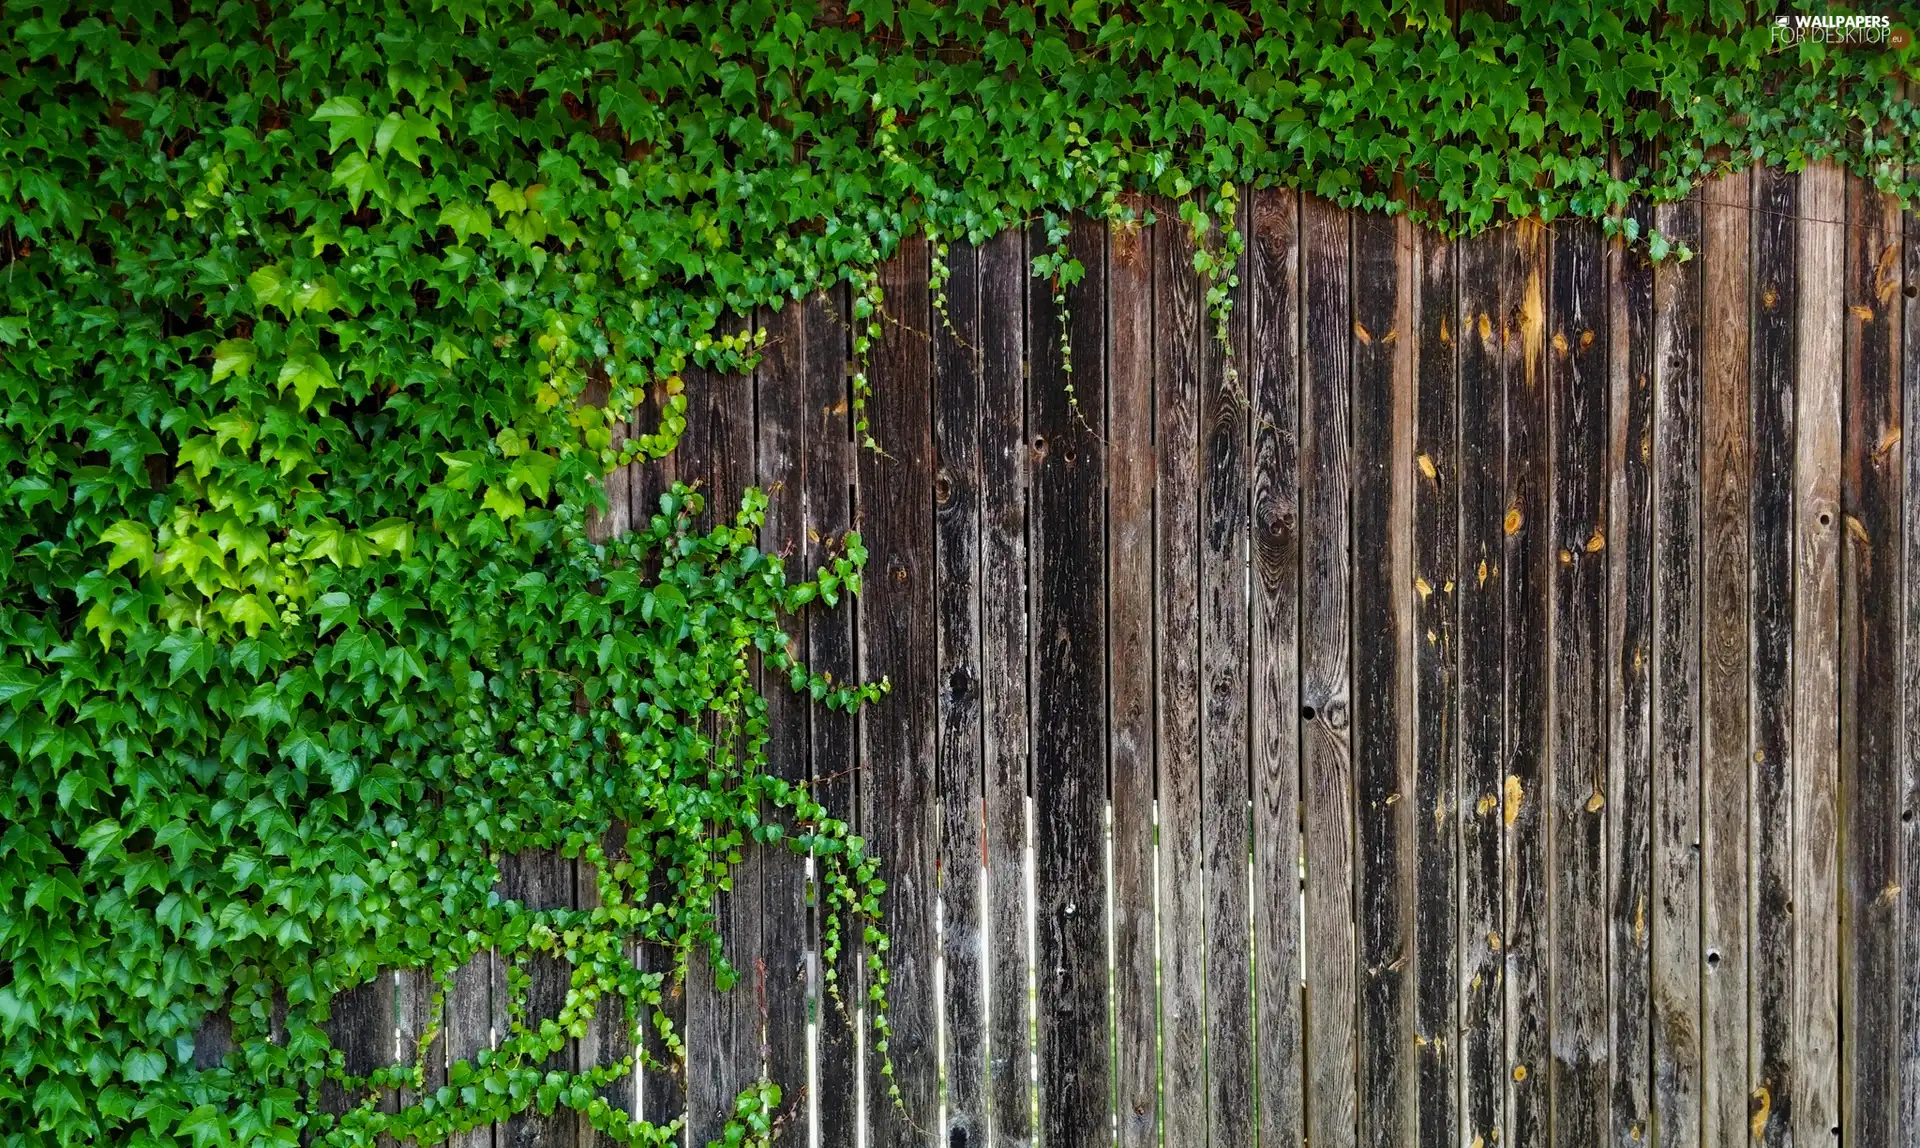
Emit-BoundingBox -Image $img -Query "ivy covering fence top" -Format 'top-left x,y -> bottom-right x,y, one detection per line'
0,2 -> 1915,1146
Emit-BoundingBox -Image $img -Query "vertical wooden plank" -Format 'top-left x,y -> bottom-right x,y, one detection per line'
1031,216 -> 1112,1148
1747,162 -> 1797,1148
859,235 -> 939,1148
1607,157 -> 1656,1148
499,849 -> 578,1148
1651,191 -> 1703,1148
1299,193 -> 1357,1148
320,974 -> 396,1133
1792,162 -> 1844,1148
1108,200 -> 1160,1148
933,238 -> 988,1148
449,947 -> 500,1148
1248,188 -> 1305,1148
1157,202 -> 1209,1148
1700,173 -> 1753,1148
1410,221 -> 1458,1148
1501,218 -> 1549,1148
755,298 -> 814,1124
1202,203 -> 1255,1148
1351,207 -> 1414,1148
1548,215 -> 1610,1147
1456,225 -> 1507,1148
575,834 -> 635,1148
1902,178 -> 1920,1148
1840,170 -> 1903,1148
805,285 -> 862,1148
977,230 -> 1032,1148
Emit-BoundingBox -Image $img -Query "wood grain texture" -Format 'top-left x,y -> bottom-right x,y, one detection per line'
1107,201 -> 1160,1148
976,229 -> 1032,1148
1840,170 -> 1903,1148
1792,162 -> 1844,1148
499,848 -> 577,1148
1455,224 -> 1507,1148
320,974 -> 395,1133
1699,173 -> 1752,1148
575,836 -> 633,1148
449,947 -> 500,1148
932,238 -> 989,1148
1299,193 -> 1357,1148
1247,187 -> 1305,1148
1157,202 -> 1210,1148
858,236 -> 939,1148
1351,207 -> 1414,1148
1746,162 -> 1797,1148
1902,171 -> 1920,1148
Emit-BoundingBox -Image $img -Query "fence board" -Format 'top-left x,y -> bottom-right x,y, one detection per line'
1902,171 -> 1920,1148
499,848 -> 577,1148
449,947 -> 500,1148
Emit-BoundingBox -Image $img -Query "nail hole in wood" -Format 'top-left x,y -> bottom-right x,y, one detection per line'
1301,705 -> 1317,722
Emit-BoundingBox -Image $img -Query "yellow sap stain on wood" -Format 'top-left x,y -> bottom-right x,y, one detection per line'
1513,1064 -> 1528,1082
1552,331 -> 1570,354
1875,242 -> 1900,303
1504,774 -> 1523,826
1354,319 -> 1373,344
1579,329 -> 1595,348
1850,303 -> 1875,322
1504,506 -> 1523,535
1418,452 -> 1437,480
1846,515 -> 1871,547
1415,576 -> 1433,601
1876,424 -> 1901,458
1517,223 -> 1546,387
1587,790 -> 1605,813
1478,558 -> 1490,586
1477,793 -> 1499,817
1585,527 -> 1606,552
1761,285 -> 1779,309
1751,1084 -> 1771,1140
1440,317 -> 1453,346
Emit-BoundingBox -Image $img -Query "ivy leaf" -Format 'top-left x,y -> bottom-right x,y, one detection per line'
211,339 -> 256,382
100,520 -> 156,575
375,110 -> 438,165
246,265 -> 289,313
312,95 -> 379,153
482,485 -> 526,520
439,200 -> 493,243
122,1049 -> 168,1083
330,152 -> 388,209
314,591 -> 359,634
276,350 -> 337,409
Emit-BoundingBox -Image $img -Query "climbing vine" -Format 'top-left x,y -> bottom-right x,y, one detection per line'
3,1 -> 1918,1145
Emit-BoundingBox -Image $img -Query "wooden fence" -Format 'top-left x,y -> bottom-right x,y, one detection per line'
289,164 -> 1920,1147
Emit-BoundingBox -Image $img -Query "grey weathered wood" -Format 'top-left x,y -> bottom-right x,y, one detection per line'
977,229 -> 1032,1148
1606,162 -> 1656,1148
499,848 -> 577,1148
1351,206 -> 1414,1148
1840,170 -> 1903,1148
1548,215 -> 1610,1148
449,946 -> 500,1148
932,238 -> 988,1148
1502,218 -> 1549,1148
1157,201 -> 1209,1148
1248,187 -> 1305,1148
320,973 -> 395,1134
1699,173 -> 1752,1148
1455,223 -> 1507,1148
859,236 -> 939,1148
574,833 -> 634,1148
1746,162 -> 1796,1148
1409,219 -> 1457,1148
1901,168 -> 1920,1148
1792,161 -> 1844,1148
1030,216 -> 1111,1148
1299,193 -> 1357,1148
1107,199 -> 1160,1148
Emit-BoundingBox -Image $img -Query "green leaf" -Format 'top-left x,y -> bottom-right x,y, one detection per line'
211,338 -> 256,382
100,520 -> 156,575
482,485 -> 527,520
439,200 -> 494,243
375,110 -> 438,165
276,350 -> 337,409
312,95 -> 379,152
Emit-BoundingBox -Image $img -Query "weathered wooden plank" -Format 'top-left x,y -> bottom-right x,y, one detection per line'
859,236 -> 939,1148
1792,161 -> 1844,1148
1699,173 -> 1752,1148
1651,191 -> 1703,1148
448,947 -> 500,1148
803,282 -> 862,1148
1108,199 -> 1160,1148
1548,215 -> 1610,1148
1606,154 -> 1656,1148
1351,206 -> 1414,1148
1501,218 -> 1549,1148
1248,188 -> 1305,1148
1030,216 -> 1112,1148
1840,170 -> 1903,1147
1746,161 -> 1796,1148
1299,193 -> 1357,1148
320,974 -> 395,1134
499,848 -> 578,1148
977,229 -> 1031,1148
1409,219 -> 1457,1148
932,237 -> 988,1148
574,833 -> 634,1148
1902,174 -> 1920,1148
1157,201 -> 1210,1148
1455,224 -> 1507,1148
753,298 -> 814,1126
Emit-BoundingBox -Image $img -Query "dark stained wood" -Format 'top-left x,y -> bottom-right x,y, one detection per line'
1840,171 -> 1903,1148
1699,174 -> 1752,1148
1299,194 -> 1357,1148
1409,220 -> 1458,1148
1792,162 -> 1844,1148
977,228 -> 1032,1148
1651,193 -> 1703,1148
1902,169 -> 1920,1148
1247,188 -> 1305,1148
449,947 -> 500,1148
1606,162 -> 1657,1148
1502,218 -> 1550,1148
1030,216 -> 1112,1148
1351,207 -> 1415,1148
932,238 -> 989,1148
1547,216 -> 1610,1148
1747,162 -> 1796,1148
1157,202 -> 1210,1148
1108,200 -> 1160,1148
320,974 -> 396,1134
1455,224 -> 1507,1148
499,848 -> 577,1148
858,235 -> 939,1148
574,835 -> 634,1148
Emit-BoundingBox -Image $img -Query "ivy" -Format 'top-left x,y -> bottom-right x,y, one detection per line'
2,2 -> 1917,1145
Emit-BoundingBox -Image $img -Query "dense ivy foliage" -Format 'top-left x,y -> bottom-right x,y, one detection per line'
3,1 -> 1917,1145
